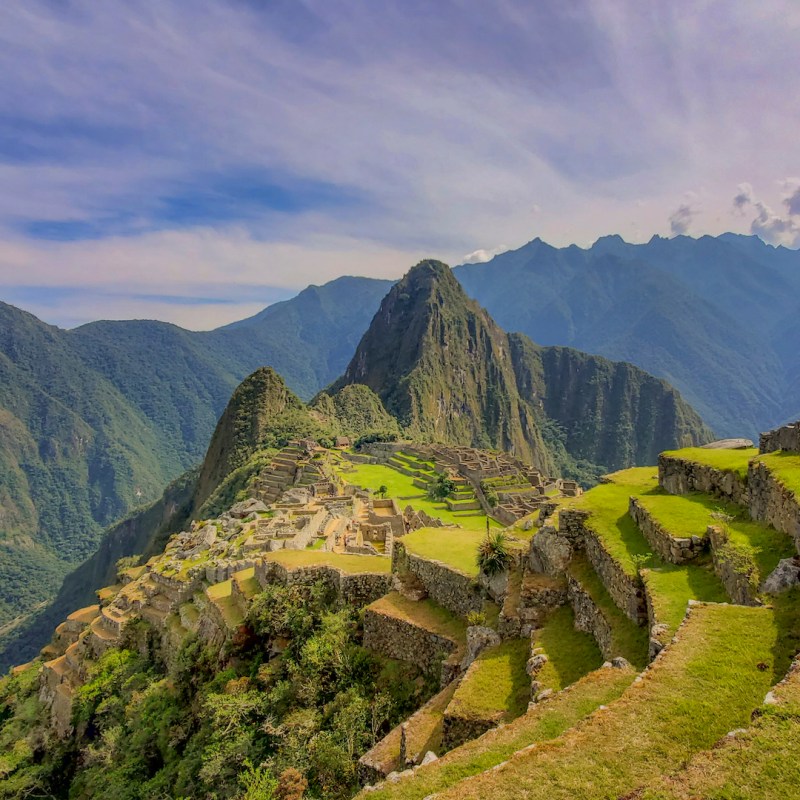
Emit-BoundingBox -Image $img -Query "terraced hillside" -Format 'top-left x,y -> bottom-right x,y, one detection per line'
1,421 -> 800,798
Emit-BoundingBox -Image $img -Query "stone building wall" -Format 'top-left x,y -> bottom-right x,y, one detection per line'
759,421 -> 800,454
748,460 -> 800,553
659,454 -> 749,505
629,498 -> 708,564
392,541 -> 483,616
707,525 -> 759,606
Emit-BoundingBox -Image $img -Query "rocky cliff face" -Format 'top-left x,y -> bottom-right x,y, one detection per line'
509,334 -> 712,471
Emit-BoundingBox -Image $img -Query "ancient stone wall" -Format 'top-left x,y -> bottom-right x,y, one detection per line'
659,454 -> 749,505
566,573 -> 614,660
255,560 -> 392,608
392,541 -> 483,616
707,525 -> 759,606
759,421 -> 800,454
629,498 -> 708,564
748,460 -> 800,553
362,606 -> 459,686
561,510 -> 646,624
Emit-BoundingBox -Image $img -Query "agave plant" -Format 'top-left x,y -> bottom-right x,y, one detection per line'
476,531 -> 512,576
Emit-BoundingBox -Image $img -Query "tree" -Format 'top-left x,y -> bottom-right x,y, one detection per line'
376,485 -> 388,498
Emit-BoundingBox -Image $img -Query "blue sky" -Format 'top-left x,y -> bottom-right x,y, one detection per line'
0,1 -> 798,328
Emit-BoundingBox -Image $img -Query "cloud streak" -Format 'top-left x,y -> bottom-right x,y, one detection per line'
0,1 -> 798,325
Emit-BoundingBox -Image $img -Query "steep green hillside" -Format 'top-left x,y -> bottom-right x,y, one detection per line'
331,260 -> 552,471
455,234 -> 799,437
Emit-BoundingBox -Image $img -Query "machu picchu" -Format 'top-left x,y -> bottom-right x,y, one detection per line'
2,261 -> 800,799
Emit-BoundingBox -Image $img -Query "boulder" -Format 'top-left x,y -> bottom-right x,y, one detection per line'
762,557 -> 800,594
461,625 -> 501,670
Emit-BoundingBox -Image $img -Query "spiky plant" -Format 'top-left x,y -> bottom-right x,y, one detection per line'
477,531 -> 512,576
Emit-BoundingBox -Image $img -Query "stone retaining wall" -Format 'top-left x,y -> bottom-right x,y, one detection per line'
392,541 -> 483,616
659,455 -> 749,505
707,524 -> 759,606
760,421 -> 800,454
629,498 -> 708,564
255,560 -> 392,608
362,606 -> 460,686
561,510 -> 646,624
748,460 -> 800,553
566,573 -> 614,660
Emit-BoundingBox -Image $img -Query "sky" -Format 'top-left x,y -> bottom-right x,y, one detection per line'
0,1 -> 798,329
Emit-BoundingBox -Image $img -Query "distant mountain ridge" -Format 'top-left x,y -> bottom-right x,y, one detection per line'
1,231 -> 797,658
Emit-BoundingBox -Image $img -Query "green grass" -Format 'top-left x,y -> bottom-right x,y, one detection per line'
448,639 -> 531,722
368,592 -> 467,646
757,451 -> 800,498
427,603 -> 794,800
565,467 -> 660,577
338,462 -> 499,531
640,592 -> 800,800
642,565 -> 727,640
265,549 -> 391,574
532,605 -> 604,692
401,527 -> 487,576
638,492 -> 794,584
568,554 -> 649,669
661,447 -> 757,480
356,667 -> 634,800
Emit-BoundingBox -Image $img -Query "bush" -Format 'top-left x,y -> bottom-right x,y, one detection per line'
466,610 -> 487,627
477,532 -> 512,576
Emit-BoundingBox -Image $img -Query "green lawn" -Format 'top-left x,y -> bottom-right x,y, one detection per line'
448,639 -> 531,722
638,492 -> 794,585
401,527 -> 486,576
429,603 -> 793,800
338,462 -> 499,531
358,667 -> 634,800
661,447 -> 757,480
757,451 -> 800,498
642,564 -> 727,641
265,549 -> 391,574
532,605 -> 604,692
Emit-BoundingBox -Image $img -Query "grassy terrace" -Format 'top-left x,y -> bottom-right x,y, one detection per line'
661,447 -> 757,480
338,462 -> 500,531
358,667 -> 634,800
368,592 -> 467,650
367,683 -> 459,775
532,605 -> 603,692
400,527 -> 486,576
430,603 -> 795,800
565,467 -> 659,577
264,549 -> 391,574
563,468 -> 738,635
638,492 -> 794,584
448,639 -> 531,723
568,554 -> 649,669
206,580 -> 244,628
643,565 -> 726,639
757,450 -> 800,498
641,592 -> 800,800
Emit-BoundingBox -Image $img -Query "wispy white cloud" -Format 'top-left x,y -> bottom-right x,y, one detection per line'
0,1 -> 797,326
732,181 -> 800,247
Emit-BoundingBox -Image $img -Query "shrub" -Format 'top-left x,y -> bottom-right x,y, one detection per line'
477,532 -> 512,576
466,610 -> 487,627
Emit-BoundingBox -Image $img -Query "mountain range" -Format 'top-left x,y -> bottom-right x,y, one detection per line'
0,258 -> 710,666
0,231 -> 796,656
